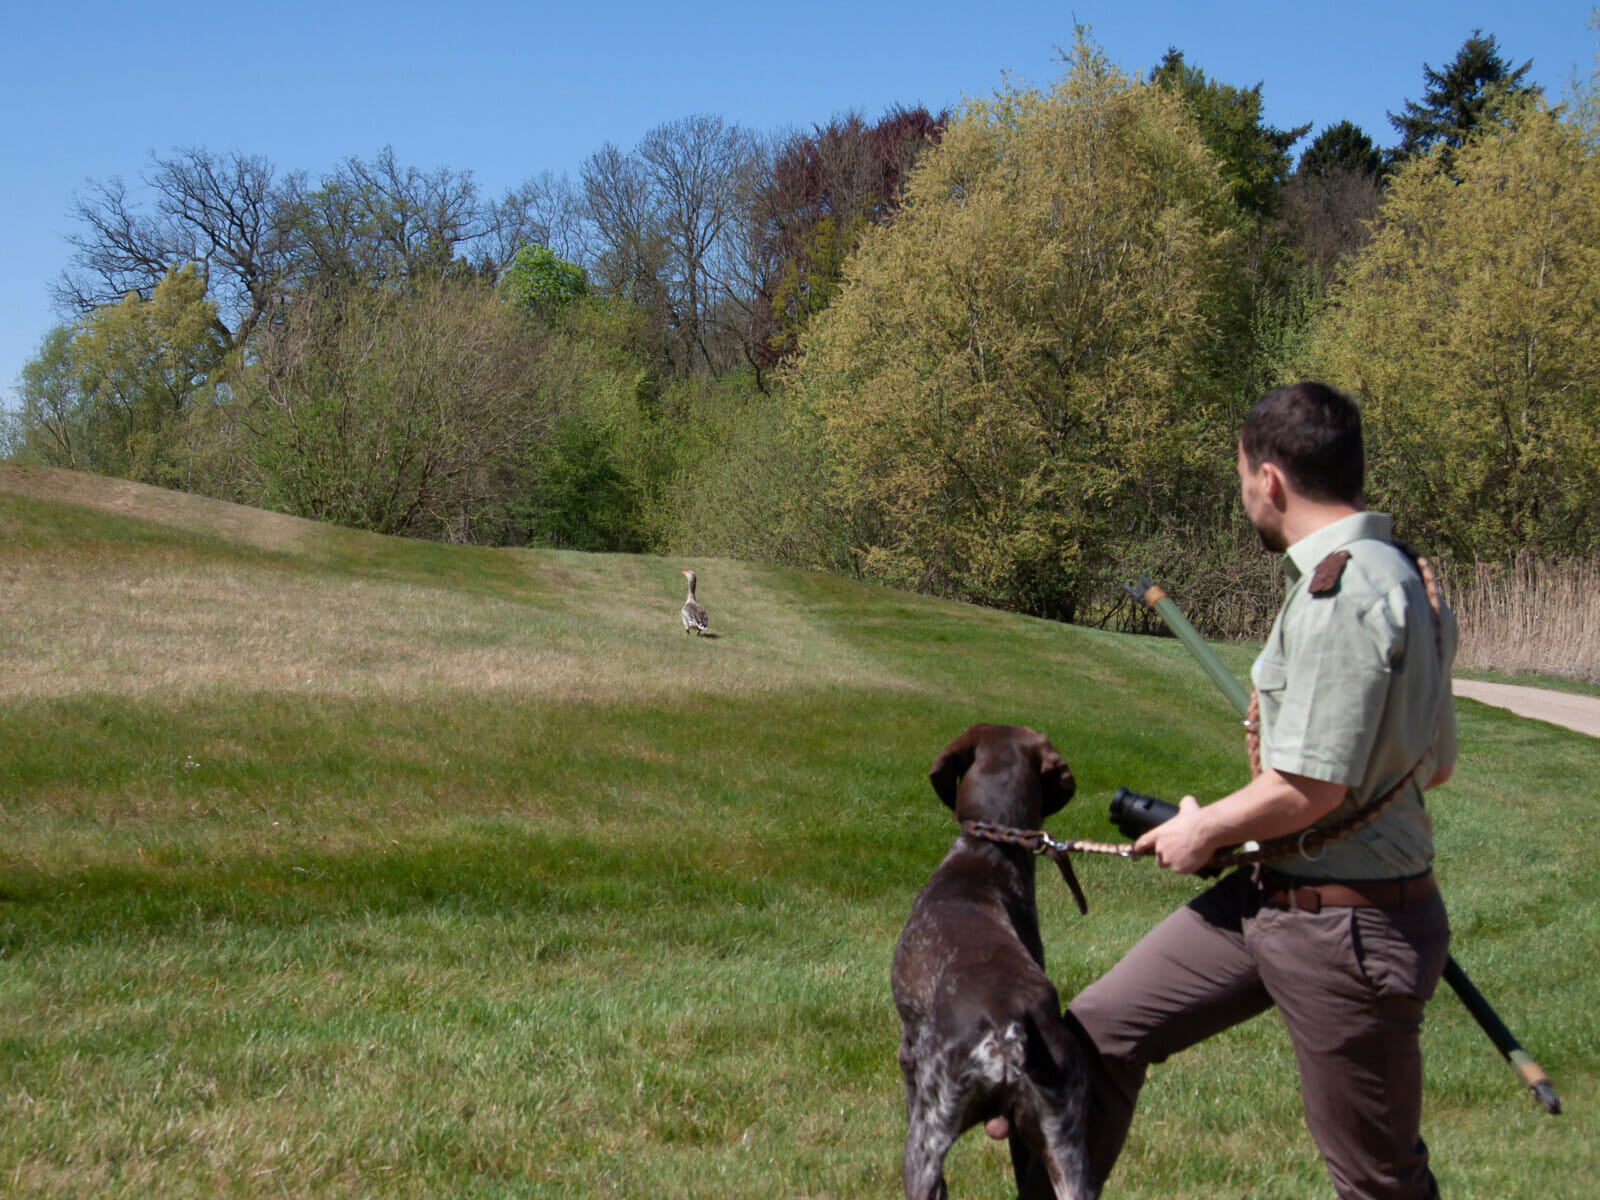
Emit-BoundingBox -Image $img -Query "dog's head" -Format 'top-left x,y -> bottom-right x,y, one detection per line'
927,724 -> 1075,827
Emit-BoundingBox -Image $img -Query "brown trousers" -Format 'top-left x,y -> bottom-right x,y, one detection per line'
1069,869 -> 1450,1199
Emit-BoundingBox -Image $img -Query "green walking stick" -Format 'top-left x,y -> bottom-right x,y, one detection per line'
1125,576 -> 1562,1116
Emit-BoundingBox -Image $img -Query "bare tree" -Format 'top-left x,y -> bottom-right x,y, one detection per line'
637,114 -> 761,374
277,147 -> 483,288
54,147 -> 284,347
481,171 -> 587,269
581,141 -> 676,368
351,147 -> 481,275
719,132 -> 782,385
750,106 -> 947,363
1280,167 -> 1384,284
56,145 -> 562,345
580,117 -> 763,376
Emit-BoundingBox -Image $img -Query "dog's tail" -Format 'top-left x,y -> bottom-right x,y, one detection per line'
970,1020 -> 1028,1090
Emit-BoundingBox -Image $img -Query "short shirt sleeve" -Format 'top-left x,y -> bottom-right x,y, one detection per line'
1254,589 -> 1398,787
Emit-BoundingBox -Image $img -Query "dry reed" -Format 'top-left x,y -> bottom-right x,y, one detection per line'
1437,556 -> 1600,682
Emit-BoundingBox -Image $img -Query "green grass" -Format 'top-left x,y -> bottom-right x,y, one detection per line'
1,472 -> 1596,1197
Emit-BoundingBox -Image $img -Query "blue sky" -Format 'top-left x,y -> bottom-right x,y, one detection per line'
1,2 -> 1592,405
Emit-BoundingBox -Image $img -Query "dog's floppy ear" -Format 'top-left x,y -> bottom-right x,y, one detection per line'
929,727 -> 982,810
1037,738 -> 1076,818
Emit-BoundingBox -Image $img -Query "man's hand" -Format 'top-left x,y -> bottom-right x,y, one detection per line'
1133,795 -> 1216,874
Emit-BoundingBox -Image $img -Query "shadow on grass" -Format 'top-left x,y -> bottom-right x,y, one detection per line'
0,814 -> 935,960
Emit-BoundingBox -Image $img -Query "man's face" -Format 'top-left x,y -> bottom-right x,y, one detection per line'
1237,442 -> 1287,553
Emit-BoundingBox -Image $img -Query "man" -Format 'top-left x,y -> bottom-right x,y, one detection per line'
1070,382 -> 1457,1199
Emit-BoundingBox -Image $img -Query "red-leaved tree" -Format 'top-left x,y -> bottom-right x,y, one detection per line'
748,105 -> 947,367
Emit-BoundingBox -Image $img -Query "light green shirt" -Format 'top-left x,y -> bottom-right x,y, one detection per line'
1251,512 -> 1458,880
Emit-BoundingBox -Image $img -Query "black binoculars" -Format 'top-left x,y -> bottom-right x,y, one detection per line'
1108,786 -> 1180,838
1108,787 -> 1221,878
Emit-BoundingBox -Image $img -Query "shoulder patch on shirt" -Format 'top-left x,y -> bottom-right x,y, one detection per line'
1309,549 -> 1351,596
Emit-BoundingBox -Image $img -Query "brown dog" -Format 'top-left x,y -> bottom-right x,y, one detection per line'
890,724 -> 1097,1200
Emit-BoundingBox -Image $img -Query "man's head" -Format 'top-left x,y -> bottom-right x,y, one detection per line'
1237,383 -> 1364,552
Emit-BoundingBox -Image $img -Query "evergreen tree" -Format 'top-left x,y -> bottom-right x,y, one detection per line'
1150,49 -> 1310,217
1389,30 -> 1538,165
1296,121 -> 1382,179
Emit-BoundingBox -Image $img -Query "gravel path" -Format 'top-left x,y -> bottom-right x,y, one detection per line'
1453,679 -> 1600,738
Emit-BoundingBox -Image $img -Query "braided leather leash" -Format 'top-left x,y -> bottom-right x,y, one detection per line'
957,821 -> 1123,915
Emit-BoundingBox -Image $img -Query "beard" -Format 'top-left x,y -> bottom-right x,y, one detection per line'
1254,521 -> 1288,554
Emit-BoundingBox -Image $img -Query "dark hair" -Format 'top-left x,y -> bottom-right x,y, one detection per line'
1240,382 -> 1364,504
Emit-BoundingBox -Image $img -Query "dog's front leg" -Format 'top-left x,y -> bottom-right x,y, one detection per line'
898,1045 -> 958,1200
901,1111 -> 954,1200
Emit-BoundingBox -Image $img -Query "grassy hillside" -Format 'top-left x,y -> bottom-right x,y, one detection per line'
1,464 -> 1593,1198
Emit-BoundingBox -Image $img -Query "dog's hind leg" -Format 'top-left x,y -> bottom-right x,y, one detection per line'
1039,1128 -> 1096,1198
1009,1019 -> 1097,1200
1010,1136 -> 1053,1200
1019,1072 -> 1096,1200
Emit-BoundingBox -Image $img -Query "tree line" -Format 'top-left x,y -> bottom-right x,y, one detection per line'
6,23 -> 1598,636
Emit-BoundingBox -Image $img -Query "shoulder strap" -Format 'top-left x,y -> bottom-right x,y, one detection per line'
1308,549 -> 1351,596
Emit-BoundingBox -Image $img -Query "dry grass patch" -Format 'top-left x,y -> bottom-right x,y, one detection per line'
0,463 -> 333,557
0,482 -> 908,707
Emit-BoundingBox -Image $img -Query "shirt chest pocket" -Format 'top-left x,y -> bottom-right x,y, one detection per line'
1252,656 -> 1288,697
1251,657 -> 1290,756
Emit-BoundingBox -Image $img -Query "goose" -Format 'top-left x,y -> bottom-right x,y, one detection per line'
681,569 -> 709,635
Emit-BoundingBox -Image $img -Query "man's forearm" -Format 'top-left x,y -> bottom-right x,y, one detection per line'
1135,768 -> 1348,874
1194,769 -> 1349,848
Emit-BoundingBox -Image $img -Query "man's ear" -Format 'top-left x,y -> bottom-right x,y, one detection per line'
929,727 -> 981,810
1261,459 -> 1291,507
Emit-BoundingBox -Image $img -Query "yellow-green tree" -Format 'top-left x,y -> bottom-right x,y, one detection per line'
788,36 -> 1240,618
9,265 -> 227,485
1573,9 -> 1600,143
1304,100 -> 1600,561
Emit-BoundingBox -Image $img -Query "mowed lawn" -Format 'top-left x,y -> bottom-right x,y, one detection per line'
1,464 -> 1594,1199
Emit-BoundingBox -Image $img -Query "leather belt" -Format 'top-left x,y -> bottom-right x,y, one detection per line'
1259,870 -> 1437,914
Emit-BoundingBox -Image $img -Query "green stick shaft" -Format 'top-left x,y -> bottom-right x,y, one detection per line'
1133,582 -> 1253,719
1128,576 -> 1562,1116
